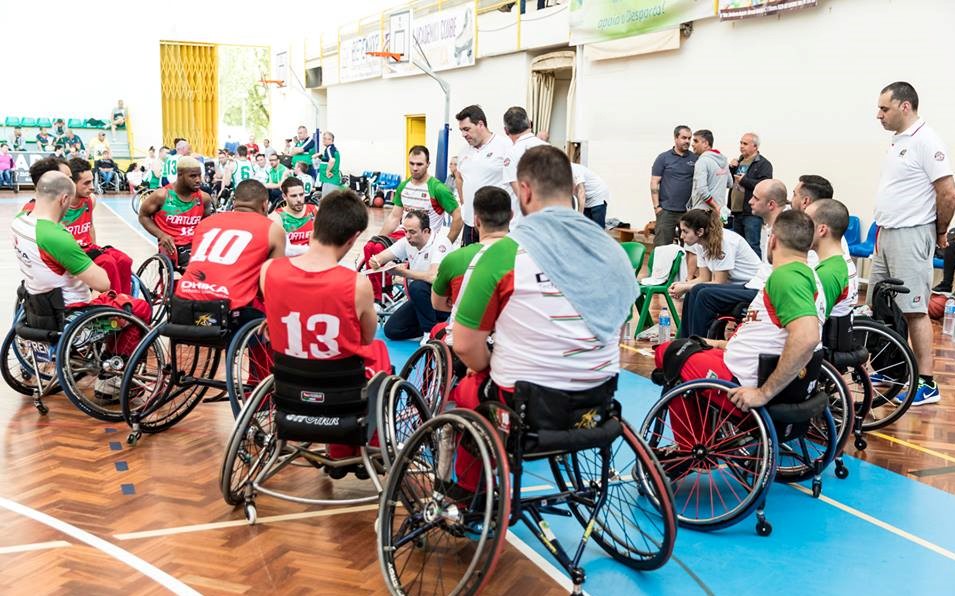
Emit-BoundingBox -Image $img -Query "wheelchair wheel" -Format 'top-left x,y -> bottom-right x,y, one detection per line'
135,254 -> 174,325
131,187 -> 151,215
398,339 -> 452,414
378,377 -> 433,471
1,325 -> 58,396
225,318 -> 273,418
774,409 -> 839,484
220,376 -> 277,506
640,380 -> 777,530
550,418 -> 677,570
378,409 -> 511,596
57,307 -> 151,422
120,327 -> 221,434
852,318 -> 918,430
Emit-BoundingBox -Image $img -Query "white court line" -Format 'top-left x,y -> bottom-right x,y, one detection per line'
505,533 -> 590,595
115,503 -> 380,541
0,497 -> 201,595
0,540 -> 71,555
788,484 -> 955,562
98,197 -> 157,247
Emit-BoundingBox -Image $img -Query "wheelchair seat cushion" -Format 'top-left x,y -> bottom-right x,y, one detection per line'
271,353 -> 369,444
512,376 -> 622,454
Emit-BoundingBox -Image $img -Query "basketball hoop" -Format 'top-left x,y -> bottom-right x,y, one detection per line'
366,51 -> 404,63
258,78 -> 286,88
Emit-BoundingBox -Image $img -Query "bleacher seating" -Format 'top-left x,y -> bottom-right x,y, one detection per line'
848,221 -> 877,259
2,115 -> 131,161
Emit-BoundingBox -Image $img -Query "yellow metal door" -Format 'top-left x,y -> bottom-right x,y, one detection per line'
405,115 -> 426,178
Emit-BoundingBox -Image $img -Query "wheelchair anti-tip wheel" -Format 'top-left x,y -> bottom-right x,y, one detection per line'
378,409 -> 511,596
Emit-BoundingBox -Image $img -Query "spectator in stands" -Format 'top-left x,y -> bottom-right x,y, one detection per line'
651,125 -> 695,246
571,161 -> 611,228
11,127 -> 26,152
261,138 -> 277,159
446,155 -> 459,199
224,135 -> 239,155
36,128 -> 54,152
0,144 -> 14,188
246,135 -> 259,155
689,129 -> 731,214
89,132 -> 110,160
95,148 -> 118,191
729,132 -> 773,257
53,119 -> 66,138
317,131 -> 341,194
61,128 -> 84,153
52,145 -> 66,159
111,99 -> 126,138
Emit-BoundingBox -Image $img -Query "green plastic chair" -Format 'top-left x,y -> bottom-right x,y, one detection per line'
20,117 -> 37,127
68,118 -> 86,129
633,249 -> 684,337
5,116 -> 20,127
620,241 -> 647,276
36,117 -> 52,128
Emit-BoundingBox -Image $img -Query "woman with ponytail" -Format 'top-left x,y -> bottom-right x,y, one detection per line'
668,209 -> 760,300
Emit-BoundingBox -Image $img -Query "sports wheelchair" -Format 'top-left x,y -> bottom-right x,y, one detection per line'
1,285 -> 151,421
356,234 -> 407,327
640,345 -> 849,536
220,352 -> 433,523
118,297 -> 267,444
377,375 -> 677,595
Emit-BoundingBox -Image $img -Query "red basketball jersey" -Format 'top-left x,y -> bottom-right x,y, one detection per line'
175,211 -> 274,309
62,196 -> 95,248
154,189 -> 205,247
265,259 -> 366,361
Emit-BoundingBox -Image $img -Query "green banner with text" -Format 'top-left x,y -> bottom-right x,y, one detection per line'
569,0 -> 716,45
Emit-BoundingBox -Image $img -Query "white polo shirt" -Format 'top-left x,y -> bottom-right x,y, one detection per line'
571,163 -> 611,208
389,233 -> 453,273
874,119 -> 953,229
458,133 -> 511,227
687,229 -> 760,283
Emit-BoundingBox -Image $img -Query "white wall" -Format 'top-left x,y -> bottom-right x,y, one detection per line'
576,0 -> 955,229
324,52 -> 532,176
3,2 -> 319,156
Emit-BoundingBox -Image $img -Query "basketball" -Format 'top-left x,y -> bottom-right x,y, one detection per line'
929,293 -> 947,320
372,195 -> 385,208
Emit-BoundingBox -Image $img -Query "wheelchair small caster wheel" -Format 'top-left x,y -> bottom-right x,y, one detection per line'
756,520 -> 772,537
835,464 -> 849,480
244,503 -> 257,525
854,438 -> 867,451
812,480 -> 822,498
127,432 -> 140,446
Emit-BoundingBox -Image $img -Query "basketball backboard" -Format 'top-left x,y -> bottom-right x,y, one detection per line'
387,9 -> 411,63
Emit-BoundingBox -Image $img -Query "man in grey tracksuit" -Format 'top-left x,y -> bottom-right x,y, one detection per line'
688,129 -> 731,214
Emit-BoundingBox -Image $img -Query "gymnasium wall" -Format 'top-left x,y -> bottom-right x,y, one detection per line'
575,0 -> 955,230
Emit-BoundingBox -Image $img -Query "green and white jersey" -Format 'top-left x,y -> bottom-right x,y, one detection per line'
267,164 -> 288,185
252,164 -> 269,184
317,148 -> 341,185
393,176 -> 459,232
724,261 -> 826,388
231,159 -> 254,187
12,216 -> 93,305
161,156 -> 178,182
295,173 -> 315,194
814,253 -> 858,318
455,237 -> 619,391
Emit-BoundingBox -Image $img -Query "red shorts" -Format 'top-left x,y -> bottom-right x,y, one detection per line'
87,246 -> 133,294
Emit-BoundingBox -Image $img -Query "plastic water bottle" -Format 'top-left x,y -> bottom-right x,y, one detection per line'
657,308 -> 671,345
944,298 -> 955,335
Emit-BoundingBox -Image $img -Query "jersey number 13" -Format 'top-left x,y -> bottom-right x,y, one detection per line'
280,311 -> 341,358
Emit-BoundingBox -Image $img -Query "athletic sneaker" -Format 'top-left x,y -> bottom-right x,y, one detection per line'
933,282 -> 953,293
893,380 -> 940,407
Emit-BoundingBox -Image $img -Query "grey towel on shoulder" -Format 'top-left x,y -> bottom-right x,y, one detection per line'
510,207 -> 637,344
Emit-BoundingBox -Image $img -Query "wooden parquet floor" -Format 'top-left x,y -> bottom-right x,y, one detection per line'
2,189 -> 955,593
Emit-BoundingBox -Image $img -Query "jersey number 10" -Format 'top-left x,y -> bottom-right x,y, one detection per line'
191,228 -> 253,265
